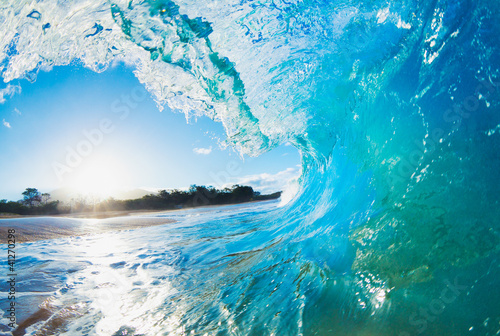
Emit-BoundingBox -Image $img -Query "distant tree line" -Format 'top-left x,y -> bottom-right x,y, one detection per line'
0,186 -> 281,216
0,188 -> 60,215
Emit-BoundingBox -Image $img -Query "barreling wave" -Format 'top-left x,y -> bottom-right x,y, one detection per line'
1,0 -> 500,334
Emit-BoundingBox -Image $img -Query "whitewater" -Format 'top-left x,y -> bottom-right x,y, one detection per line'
1,0 -> 499,335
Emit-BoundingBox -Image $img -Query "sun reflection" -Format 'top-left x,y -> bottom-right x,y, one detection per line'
374,289 -> 387,309
64,232 -> 178,335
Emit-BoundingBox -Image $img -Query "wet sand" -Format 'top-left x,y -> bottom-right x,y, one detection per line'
0,208 -> 172,219
0,213 -> 176,243
0,201 -> 278,243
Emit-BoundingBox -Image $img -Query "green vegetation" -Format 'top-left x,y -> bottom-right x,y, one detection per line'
0,186 -> 281,216
1,188 -> 59,215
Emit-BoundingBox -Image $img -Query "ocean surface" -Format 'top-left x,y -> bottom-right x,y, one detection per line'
1,0 -> 500,335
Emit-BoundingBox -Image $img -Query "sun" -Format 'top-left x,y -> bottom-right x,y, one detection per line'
67,155 -> 129,198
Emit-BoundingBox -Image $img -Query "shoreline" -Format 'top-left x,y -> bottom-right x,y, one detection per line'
0,200 -> 278,243
0,213 -> 176,243
0,199 -> 279,219
0,209 -> 176,219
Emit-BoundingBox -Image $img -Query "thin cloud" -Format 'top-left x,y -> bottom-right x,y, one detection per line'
13,108 -> 21,115
193,146 -> 212,155
224,166 -> 301,194
0,84 -> 21,104
3,119 -> 11,128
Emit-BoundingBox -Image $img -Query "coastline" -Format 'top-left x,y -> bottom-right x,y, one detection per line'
0,209 -> 172,219
0,200 -> 279,243
0,213 -> 176,243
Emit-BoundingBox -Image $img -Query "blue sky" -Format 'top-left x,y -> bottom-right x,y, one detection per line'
0,64 -> 300,201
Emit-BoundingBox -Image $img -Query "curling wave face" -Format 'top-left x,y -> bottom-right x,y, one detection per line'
1,0 -> 500,335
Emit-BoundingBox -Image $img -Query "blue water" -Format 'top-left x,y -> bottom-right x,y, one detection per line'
1,0 -> 500,334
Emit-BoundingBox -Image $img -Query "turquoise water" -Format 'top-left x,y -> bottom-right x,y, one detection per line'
1,0 -> 500,334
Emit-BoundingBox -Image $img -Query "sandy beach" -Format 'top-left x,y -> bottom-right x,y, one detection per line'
0,211 -> 176,243
0,201 -> 278,243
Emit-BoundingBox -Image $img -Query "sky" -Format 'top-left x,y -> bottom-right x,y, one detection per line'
0,63 -> 301,201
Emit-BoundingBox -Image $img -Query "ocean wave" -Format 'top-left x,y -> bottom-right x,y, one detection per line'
1,0 -> 500,334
